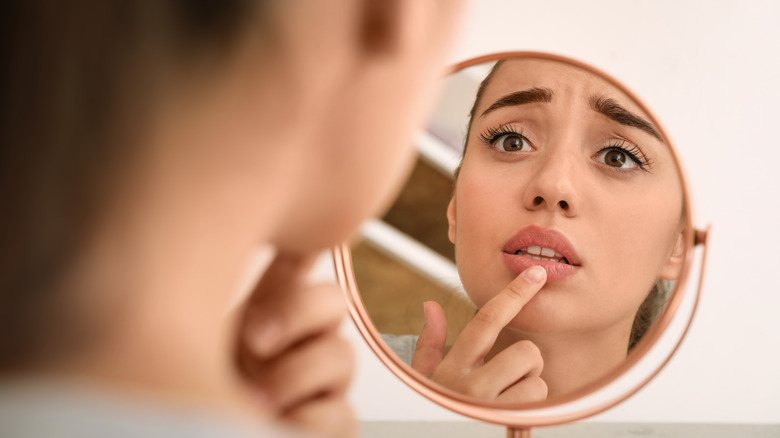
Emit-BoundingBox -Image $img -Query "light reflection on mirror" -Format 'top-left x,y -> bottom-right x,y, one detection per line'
352,55 -> 686,405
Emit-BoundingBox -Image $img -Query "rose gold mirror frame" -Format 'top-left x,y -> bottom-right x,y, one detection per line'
332,52 -> 710,437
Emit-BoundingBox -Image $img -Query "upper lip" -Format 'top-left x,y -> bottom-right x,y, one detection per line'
502,225 -> 582,266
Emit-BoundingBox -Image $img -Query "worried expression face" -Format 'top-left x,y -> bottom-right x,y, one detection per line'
448,59 -> 685,337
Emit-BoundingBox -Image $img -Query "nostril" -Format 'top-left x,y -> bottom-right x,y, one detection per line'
533,196 -> 543,206
559,200 -> 568,209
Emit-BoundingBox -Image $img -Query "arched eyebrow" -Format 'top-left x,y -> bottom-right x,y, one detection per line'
590,95 -> 663,141
479,87 -> 553,117
479,88 -> 664,142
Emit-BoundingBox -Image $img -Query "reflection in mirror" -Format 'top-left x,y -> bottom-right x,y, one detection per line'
352,55 -> 686,405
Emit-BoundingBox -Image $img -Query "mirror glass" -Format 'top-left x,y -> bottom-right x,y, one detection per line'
350,53 -> 689,406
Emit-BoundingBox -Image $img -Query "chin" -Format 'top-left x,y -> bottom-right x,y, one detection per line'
274,210 -> 364,255
509,310 -> 581,335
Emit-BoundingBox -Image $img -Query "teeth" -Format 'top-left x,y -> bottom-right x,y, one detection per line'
513,246 -> 568,263
519,246 -> 563,258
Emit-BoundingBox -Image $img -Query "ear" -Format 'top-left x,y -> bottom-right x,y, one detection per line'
446,197 -> 456,244
659,230 -> 685,280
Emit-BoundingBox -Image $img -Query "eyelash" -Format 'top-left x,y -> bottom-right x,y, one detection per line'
478,124 -> 530,147
597,140 -> 652,171
478,124 -> 653,171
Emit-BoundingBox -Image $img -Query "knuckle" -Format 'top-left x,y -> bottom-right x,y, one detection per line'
504,282 -> 530,300
337,334 -> 353,351
460,378 -> 490,398
432,366 -> 463,389
311,284 -> 348,319
472,305 -> 501,326
430,365 -> 453,383
327,336 -> 356,379
329,336 -> 355,364
525,376 -> 548,399
413,338 -> 427,352
512,340 -> 541,359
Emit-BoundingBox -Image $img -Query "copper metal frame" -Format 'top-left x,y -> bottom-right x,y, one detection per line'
333,51 -> 710,432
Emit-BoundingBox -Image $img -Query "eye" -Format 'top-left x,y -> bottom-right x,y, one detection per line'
597,148 -> 637,169
494,134 -> 532,152
478,124 -> 534,154
594,141 -> 651,171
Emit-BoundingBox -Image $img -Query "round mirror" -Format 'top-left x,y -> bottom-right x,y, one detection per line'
334,52 -> 708,429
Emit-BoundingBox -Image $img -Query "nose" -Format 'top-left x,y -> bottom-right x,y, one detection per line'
522,155 -> 580,218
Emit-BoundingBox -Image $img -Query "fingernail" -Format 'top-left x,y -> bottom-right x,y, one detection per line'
250,321 -> 281,357
523,266 -> 546,283
423,302 -> 430,323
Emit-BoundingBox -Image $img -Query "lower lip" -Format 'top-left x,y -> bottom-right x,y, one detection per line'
502,253 -> 580,282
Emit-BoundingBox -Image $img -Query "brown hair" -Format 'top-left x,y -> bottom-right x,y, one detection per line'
453,60 -> 505,179
629,280 -> 672,350
0,1 -> 276,372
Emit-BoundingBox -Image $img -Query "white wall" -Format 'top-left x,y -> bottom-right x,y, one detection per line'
342,0 -> 780,425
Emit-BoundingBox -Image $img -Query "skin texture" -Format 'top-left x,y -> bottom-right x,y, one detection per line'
41,1 -> 465,437
414,58 -> 684,402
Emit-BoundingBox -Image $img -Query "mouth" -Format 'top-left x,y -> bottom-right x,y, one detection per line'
502,225 -> 580,266
501,225 -> 581,281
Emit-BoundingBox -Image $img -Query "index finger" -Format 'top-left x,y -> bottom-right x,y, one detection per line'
236,251 -> 320,358
446,266 -> 546,366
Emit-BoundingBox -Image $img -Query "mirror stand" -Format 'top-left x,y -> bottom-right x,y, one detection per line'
507,426 -> 532,438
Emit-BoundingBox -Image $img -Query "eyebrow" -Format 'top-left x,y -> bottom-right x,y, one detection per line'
479,87 -> 664,142
480,87 -> 553,117
589,95 -> 663,141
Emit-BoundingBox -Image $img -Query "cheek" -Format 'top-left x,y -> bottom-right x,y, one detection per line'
587,183 -> 683,307
349,141 -> 418,216
452,167 -> 522,307
312,101 -> 422,231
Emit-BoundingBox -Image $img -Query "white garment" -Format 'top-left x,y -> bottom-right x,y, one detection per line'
380,333 -> 419,366
0,382 -> 313,438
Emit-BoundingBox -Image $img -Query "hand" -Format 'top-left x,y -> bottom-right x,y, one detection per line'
412,266 -> 548,403
236,252 -> 356,438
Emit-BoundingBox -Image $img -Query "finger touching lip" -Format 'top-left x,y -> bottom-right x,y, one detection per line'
502,225 -> 581,282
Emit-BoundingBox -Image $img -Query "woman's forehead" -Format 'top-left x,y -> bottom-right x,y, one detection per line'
477,58 -> 650,120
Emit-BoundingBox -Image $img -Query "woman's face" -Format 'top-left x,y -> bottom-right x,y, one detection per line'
448,59 -> 684,336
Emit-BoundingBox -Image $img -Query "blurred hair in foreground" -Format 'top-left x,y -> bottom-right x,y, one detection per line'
0,0 -> 274,371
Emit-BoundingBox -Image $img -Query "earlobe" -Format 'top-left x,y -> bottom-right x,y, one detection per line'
659,231 -> 686,280
446,197 -> 456,244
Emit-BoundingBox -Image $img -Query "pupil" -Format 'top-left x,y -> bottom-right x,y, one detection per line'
503,135 -> 522,151
606,150 -> 626,167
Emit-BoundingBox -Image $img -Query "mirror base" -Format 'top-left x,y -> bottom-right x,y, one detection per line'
507,426 -> 533,438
